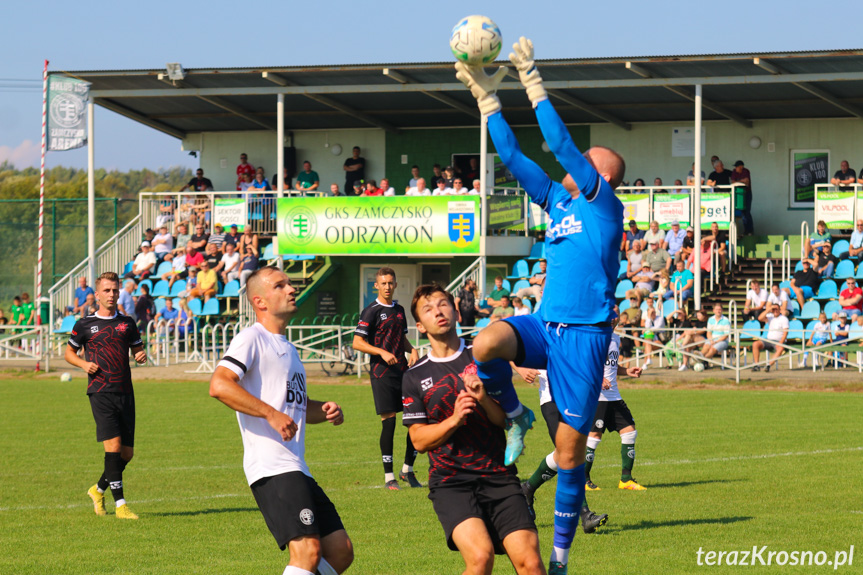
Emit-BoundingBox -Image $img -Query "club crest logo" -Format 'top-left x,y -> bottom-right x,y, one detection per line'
116,323 -> 128,333
282,206 -> 317,246
299,508 -> 314,525
595,419 -> 604,429
448,201 -> 476,248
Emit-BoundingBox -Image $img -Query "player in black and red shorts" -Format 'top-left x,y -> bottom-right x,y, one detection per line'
65,271 -> 147,519
352,267 -> 420,490
402,284 -> 543,575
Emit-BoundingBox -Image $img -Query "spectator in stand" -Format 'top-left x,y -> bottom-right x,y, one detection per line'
843,219 -> 863,259
512,296 -> 530,316
443,166 -> 456,187
653,177 -> 666,193
678,308 -> 709,371
0,309 -> 8,326
665,220 -> 686,257
622,241 -> 644,280
343,146 -> 366,193
626,262 -> 656,305
180,168 -> 214,192
188,223 -> 209,252
407,165 -> 421,189
223,224 -> 240,248
351,181 -> 365,196
642,220 -> 665,250
454,278 -> 482,331
405,178 -> 431,196
706,160 -> 732,189
67,276 -> 95,315
831,160 -> 857,190
731,160 -> 754,235
220,241 -> 241,284
204,242 -> 223,272
788,259 -> 821,310
125,242 -> 157,280
622,295 -> 642,327
271,166 -> 292,192
430,164 -> 444,187
665,308 -> 692,371
744,279 -> 768,321
152,225 -> 174,262
515,259 -> 547,301
250,168 -> 272,192
701,222 -> 728,272
804,220 -> 832,256
687,162 -> 705,186
640,303 -> 665,368
295,161 -> 319,192
15,293 -> 34,326
189,260 -> 218,302
631,178 -> 646,188
650,270 -> 671,301
490,295 -> 514,322
433,179 -> 452,196
462,157 -> 480,182
451,178 -> 469,196
134,284 -> 155,332
172,223 -> 191,256
329,183 -> 343,197
471,179 -> 482,195
163,247 -> 189,290
666,259 -> 694,304
239,172 -> 254,191
380,178 -> 396,196
839,277 -> 863,319
363,180 -> 384,196
752,304 -> 789,372
676,226 -> 696,265
800,311 -> 831,368
622,220 -> 645,254
80,293 -> 98,316
155,196 -> 175,228
9,296 -> 22,327
235,153 -> 255,190
644,240 -> 672,273
808,243 -> 838,278
154,297 -> 180,329
833,314 -> 851,361
485,276 -> 510,309
238,227 -> 259,257
238,245 -> 259,288
701,303 -> 731,363
673,179 -> 685,193
767,283 -> 790,317
117,280 -> 136,319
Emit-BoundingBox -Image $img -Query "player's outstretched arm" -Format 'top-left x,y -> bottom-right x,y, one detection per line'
209,366 -> 298,440
351,335 -> 397,365
408,392 -> 477,453
307,400 -> 344,426
619,365 -> 643,378
64,344 -> 99,374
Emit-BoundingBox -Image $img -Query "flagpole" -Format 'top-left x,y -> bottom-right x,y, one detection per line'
37,59 -> 49,327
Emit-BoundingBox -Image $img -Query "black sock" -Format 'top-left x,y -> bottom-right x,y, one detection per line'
105,452 -> 125,503
98,456 -> 127,491
380,417 -> 395,475
404,432 -> 418,468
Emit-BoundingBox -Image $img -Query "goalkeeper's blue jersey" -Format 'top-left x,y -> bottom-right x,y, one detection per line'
488,100 -> 623,325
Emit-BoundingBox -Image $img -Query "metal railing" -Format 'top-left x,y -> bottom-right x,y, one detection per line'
763,259 -> 774,291
446,257 -> 484,295
781,240 -> 791,282
800,220 -> 810,259
143,317 -> 199,366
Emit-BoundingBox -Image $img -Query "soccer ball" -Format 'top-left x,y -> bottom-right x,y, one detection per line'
692,362 -> 705,373
60,372 -> 72,382
450,15 -> 502,66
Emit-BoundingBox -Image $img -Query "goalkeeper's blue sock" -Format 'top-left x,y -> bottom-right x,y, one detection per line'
475,357 -> 522,416
551,464 -> 586,565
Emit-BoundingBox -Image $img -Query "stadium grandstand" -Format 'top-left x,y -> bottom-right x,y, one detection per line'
8,49 -> 863,379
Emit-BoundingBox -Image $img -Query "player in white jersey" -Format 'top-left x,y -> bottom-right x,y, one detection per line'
209,267 -> 353,575
584,330 -> 646,491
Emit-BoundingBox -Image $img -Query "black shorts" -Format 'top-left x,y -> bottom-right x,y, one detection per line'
428,475 -> 536,555
89,392 -> 135,446
371,371 -> 404,415
540,401 -> 563,443
250,471 -> 345,550
591,400 -> 635,434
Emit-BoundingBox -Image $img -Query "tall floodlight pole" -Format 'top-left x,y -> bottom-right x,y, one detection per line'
87,100 -> 95,285
478,113 -> 489,294
277,93 -> 284,198
693,84 -> 703,310
37,60 -> 48,325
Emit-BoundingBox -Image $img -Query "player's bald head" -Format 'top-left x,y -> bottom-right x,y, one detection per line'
245,266 -> 281,303
584,146 -> 626,190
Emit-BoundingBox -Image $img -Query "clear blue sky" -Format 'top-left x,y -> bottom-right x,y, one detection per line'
1,0 -> 858,172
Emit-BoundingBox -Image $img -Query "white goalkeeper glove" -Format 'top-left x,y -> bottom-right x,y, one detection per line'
454,61 -> 508,116
509,36 -> 548,108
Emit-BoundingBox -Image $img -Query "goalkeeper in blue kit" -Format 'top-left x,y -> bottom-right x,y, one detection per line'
456,37 -> 625,575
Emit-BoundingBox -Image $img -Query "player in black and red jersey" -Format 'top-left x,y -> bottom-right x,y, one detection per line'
352,267 -> 420,490
65,271 -> 147,519
402,284 -> 544,575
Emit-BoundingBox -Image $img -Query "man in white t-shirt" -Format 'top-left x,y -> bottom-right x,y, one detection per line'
405,178 -> 431,196
800,311 -> 831,368
152,225 -> 174,262
219,242 -> 241,284
767,284 -> 789,317
432,179 -> 453,196
701,303 -> 731,362
209,267 -> 353,575
641,220 -> 665,251
752,303 -> 789,372
744,279 -> 768,321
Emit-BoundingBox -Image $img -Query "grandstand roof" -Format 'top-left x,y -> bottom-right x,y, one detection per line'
54,49 -> 863,138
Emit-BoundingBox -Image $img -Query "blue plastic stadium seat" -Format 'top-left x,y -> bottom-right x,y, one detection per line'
187,298 -> 203,316
220,280 -> 240,298
619,299 -> 631,312
262,243 -> 275,260
154,298 -> 167,313
787,319 -> 804,341
501,279 -> 512,292
799,300 -> 821,320
618,260 -> 628,277
122,261 -> 134,276
740,320 -> 763,341
661,299 -> 677,317
814,280 -> 837,300
529,261 -> 544,277
856,266 -> 863,280
476,317 -> 491,329
169,280 -> 187,298
172,297 -> 183,309
54,315 -> 77,334
788,300 -> 800,317
507,260 -> 530,280
615,280 -> 633,299
794,260 -> 804,273
804,319 -> 819,341
833,239 -> 850,257
834,260 -> 855,279
151,280 -> 170,298
779,280 -> 791,290
133,279 -> 153,296
201,298 -> 220,316
156,261 -> 173,277
523,299 -> 533,312
527,242 -> 545,261
511,279 -> 531,294
850,323 -> 863,340
823,300 -> 842,318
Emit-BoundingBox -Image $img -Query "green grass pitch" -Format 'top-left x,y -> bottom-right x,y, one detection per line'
1,377 -> 860,574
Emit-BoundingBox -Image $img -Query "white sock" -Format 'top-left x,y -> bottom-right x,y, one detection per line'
282,566 -> 314,575
551,546 -> 570,564
401,464 -> 413,474
545,452 -> 558,471
384,472 -> 395,483
586,436 -> 602,450
114,498 -> 126,507
620,430 -> 638,445
505,404 -> 524,419
316,558 -> 337,575
96,487 -> 105,494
